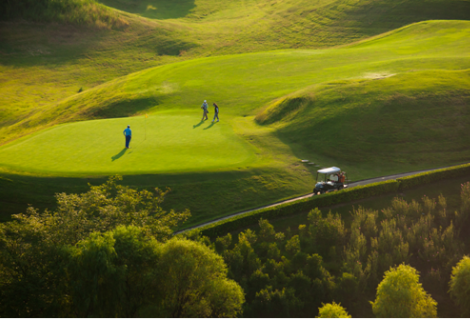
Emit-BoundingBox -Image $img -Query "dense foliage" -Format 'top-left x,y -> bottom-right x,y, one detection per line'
0,176 -> 243,317
449,255 -> 470,316
198,182 -> 470,317
2,176 -> 470,317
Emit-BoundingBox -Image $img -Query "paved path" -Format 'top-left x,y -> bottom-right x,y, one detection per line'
175,165 -> 455,234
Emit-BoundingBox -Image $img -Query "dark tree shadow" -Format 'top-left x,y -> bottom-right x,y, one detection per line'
193,120 -> 204,129
203,122 -> 216,130
111,148 -> 127,161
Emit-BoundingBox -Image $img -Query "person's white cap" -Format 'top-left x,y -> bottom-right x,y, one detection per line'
204,100 -> 207,102
127,125 -> 130,127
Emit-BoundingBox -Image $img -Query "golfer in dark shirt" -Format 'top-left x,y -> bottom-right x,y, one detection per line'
212,103 -> 219,122
123,125 -> 132,148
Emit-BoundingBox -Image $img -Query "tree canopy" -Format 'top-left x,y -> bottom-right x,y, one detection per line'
449,255 -> 470,317
371,264 -> 437,318
0,176 -> 244,317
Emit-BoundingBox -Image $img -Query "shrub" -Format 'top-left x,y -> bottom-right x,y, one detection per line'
317,302 -> 351,318
397,163 -> 470,191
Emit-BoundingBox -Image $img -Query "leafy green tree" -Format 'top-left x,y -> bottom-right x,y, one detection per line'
449,255 -> 470,316
251,286 -> 301,317
0,215 -> 69,317
371,264 -> 437,318
335,273 -> 359,312
107,225 -> 161,317
66,232 -> 126,317
0,176 -> 190,317
317,302 -> 351,318
154,238 -> 244,317
308,210 -> 346,256
259,219 -> 276,243
285,235 -> 301,257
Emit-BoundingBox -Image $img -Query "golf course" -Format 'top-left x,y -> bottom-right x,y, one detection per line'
1,0 -> 470,227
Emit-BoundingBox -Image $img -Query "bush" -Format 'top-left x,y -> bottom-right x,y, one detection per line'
397,163 -> 470,191
317,302 -> 351,318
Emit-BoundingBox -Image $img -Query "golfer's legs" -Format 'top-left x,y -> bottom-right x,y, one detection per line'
213,113 -> 219,121
125,135 -> 131,148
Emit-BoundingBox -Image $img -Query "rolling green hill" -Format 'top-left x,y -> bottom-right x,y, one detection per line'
260,69 -> 470,169
1,0 -> 469,147
1,20 -> 469,226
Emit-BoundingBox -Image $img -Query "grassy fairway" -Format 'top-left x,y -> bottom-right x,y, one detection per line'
0,113 -> 257,175
6,20 -> 470,145
1,20 -> 470,225
1,0 -> 469,148
1,19 -> 470,225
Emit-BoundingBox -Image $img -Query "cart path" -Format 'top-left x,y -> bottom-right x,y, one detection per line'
175,165 -> 458,234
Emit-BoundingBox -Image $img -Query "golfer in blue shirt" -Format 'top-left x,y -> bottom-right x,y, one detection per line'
123,125 -> 132,148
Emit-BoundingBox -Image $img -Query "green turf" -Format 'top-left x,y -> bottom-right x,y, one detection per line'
0,113 -> 258,175
1,0 -> 469,148
3,20 -> 468,174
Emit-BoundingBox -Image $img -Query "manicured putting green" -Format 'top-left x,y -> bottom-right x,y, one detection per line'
0,113 -> 257,175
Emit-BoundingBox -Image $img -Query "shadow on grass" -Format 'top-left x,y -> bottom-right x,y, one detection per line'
91,97 -> 160,119
203,122 -> 216,130
193,120 -> 204,129
96,0 -> 196,20
111,148 -> 127,161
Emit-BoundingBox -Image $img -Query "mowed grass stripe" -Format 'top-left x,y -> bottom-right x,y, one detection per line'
0,113 -> 258,175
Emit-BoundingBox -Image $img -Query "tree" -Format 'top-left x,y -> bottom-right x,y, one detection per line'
449,255 -> 470,316
371,264 -> 437,318
0,176 -> 190,317
66,231 -> 126,317
153,238 -> 244,317
317,302 -> 351,318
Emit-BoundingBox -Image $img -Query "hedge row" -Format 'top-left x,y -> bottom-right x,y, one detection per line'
198,180 -> 398,238
396,163 -> 470,190
196,163 -> 470,238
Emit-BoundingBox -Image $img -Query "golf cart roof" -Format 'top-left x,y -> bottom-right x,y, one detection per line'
317,167 -> 341,174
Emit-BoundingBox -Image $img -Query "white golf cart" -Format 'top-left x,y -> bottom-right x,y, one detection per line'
313,167 -> 347,195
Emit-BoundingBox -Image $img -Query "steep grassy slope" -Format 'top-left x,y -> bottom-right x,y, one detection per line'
258,69 -> 470,174
98,0 -> 470,51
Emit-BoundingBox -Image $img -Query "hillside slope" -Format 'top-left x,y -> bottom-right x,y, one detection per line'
1,20 -> 470,225
3,20 -> 469,145
1,0 -> 469,147
258,69 -> 470,169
